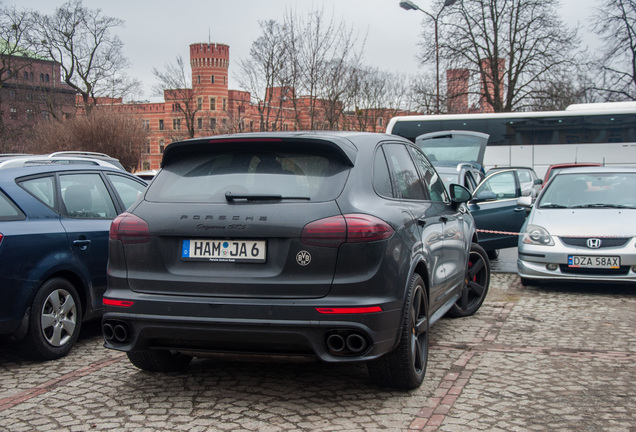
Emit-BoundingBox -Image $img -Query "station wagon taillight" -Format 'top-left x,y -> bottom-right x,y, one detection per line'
110,212 -> 150,244
301,214 -> 393,247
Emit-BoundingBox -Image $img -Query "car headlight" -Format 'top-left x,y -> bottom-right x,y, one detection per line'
522,225 -> 554,246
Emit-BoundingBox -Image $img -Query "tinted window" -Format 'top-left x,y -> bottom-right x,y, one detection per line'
60,173 -> 117,218
147,148 -> 349,203
373,147 -> 394,198
0,190 -> 25,221
20,176 -> 56,207
409,147 -> 449,203
107,173 -> 146,209
383,144 -> 426,200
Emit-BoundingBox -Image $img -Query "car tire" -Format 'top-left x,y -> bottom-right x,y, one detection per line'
367,273 -> 428,389
446,242 -> 490,318
24,278 -> 82,360
127,350 -> 193,372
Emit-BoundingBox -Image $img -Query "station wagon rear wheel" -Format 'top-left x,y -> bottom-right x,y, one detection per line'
447,242 -> 490,318
127,350 -> 193,372
25,278 -> 82,360
367,274 -> 428,389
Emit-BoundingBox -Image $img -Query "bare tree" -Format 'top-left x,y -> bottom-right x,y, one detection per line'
24,109 -> 147,171
152,56 -> 198,139
236,20 -> 289,131
426,0 -> 579,112
33,0 -> 140,113
593,0 -> 636,100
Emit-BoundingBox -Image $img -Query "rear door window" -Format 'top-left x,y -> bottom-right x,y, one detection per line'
147,148 -> 350,203
60,173 -> 117,218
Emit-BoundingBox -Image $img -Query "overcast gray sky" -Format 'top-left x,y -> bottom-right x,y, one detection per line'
7,0 -> 600,100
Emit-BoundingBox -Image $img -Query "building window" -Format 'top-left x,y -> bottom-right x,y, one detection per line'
40,73 -> 44,81
9,90 -> 16,100
197,117 -> 202,129
197,98 -> 202,110
9,107 -> 17,119
222,98 -> 226,112
26,92 -> 33,101
142,161 -> 150,170
41,111 -> 49,120
159,119 -> 164,130
45,74 -> 50,82
224,76 -> 226,85
210,75 -> 215,84
222,118 -> 227,127
23,71 -> 29,80
159,140 -> 165,154
283,124 -> 288,131
142,119 -> 150,129
249,121 -> 254,131
210,118 -> 216,130
26,109 -> 34,120
173,119 -> 181,130
144,140 -> 150,154
197,75 -> 201,84
210,98 -> 216,111
378,117 -> 383,127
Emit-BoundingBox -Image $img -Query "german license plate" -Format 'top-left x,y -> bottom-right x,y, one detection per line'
568,256 -> 620,268
182,239 -> 266,263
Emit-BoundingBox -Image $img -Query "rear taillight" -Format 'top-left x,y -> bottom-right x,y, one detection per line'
301,214 -> 393,247
0,233 -> 3,245
110,212 -> 150,244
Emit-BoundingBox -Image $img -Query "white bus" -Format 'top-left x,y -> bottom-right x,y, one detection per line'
386,102 -> 636,178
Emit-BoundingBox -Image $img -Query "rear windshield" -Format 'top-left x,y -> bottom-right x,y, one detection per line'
146,148 -> 350,203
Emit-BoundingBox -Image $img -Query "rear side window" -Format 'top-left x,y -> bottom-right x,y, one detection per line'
60,173 -> 117,218
20,176 -> 56,208
0,190 -> 25,221
147,148 -> 350,203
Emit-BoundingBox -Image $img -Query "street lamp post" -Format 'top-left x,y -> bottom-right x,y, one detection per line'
399,0 -> 458,114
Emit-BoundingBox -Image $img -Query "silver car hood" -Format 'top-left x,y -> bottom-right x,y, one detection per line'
528,208 -> 636,237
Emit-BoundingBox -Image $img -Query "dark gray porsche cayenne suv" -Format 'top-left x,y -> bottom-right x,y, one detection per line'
103,131 -> 490,389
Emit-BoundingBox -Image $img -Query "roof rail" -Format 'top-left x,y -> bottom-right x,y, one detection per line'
48,151 -> 113,158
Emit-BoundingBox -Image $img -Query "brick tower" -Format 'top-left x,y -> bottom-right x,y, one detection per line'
189,42 -> 230,116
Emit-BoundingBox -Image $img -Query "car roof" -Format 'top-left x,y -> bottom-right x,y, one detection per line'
551,166 -> 636,175
0,163 -> 138,181
160,131 -> 411,168
0,152 -> 125,171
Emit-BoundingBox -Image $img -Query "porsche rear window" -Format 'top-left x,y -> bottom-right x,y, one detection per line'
146,149 -> 350,203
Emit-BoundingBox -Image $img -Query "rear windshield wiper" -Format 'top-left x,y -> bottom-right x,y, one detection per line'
225,192 -> 310,202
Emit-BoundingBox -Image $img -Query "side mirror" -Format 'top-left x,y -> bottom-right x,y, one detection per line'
534,179 -> 543,186
517,195 -> 533,207
449,184 -> 471,204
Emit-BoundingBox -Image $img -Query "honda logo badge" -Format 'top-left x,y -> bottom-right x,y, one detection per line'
587,238 -> 602,249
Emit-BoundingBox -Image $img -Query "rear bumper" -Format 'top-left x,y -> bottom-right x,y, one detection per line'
102,289 -> 403,362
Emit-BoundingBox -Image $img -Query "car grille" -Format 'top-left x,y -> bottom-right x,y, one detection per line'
559,265 -> 630,276
559,237 -> 630,248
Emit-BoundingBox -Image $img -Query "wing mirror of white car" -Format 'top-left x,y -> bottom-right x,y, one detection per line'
517,195 -> 533,207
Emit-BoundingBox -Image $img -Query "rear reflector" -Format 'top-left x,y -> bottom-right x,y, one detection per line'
103,298 -> 134,308
110,212 -> 150,244
316,306 -> 383,314
301,214 -> 393,247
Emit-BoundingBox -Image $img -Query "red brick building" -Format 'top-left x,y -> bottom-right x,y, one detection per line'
1,55 -> 76,137
100,42 -> 416,171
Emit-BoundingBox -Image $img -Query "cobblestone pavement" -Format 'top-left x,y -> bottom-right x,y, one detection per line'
1,273 -> 635,432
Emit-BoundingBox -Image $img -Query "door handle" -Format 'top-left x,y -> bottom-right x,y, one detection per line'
73,239 -> 91,251
417,218 -> 427,227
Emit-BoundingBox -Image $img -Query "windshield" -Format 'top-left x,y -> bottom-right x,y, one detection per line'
538,172 -> 636,209
416,134 -> 485,165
